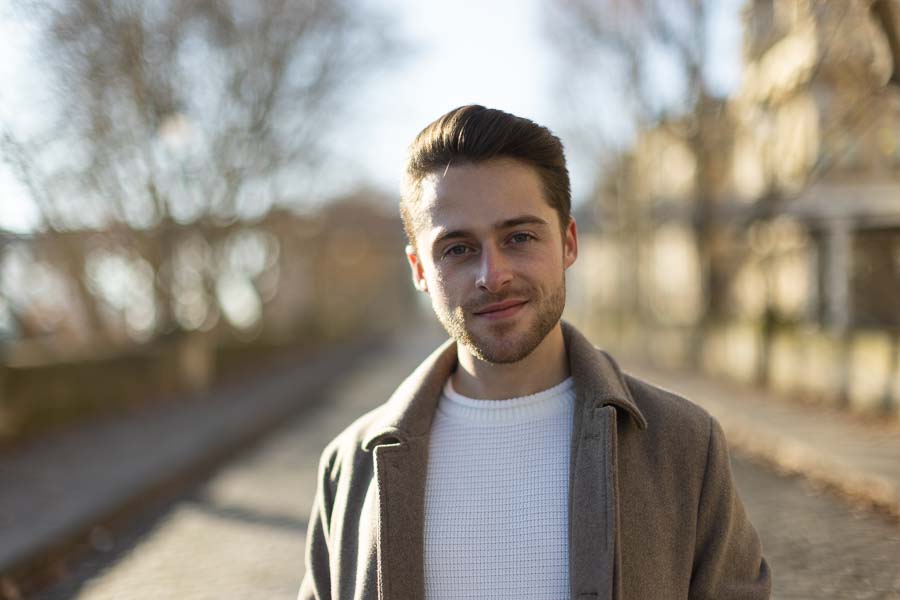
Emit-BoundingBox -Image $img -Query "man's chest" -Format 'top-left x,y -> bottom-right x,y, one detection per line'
421,406 -> 577,599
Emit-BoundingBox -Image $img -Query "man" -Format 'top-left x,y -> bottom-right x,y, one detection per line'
299,105 -> 771,599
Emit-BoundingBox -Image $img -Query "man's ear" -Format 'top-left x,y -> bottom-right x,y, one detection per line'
405,244 -> 428,293
563,217 -> 578,269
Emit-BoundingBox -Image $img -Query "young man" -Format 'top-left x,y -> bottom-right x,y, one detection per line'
299,106 -> 771,599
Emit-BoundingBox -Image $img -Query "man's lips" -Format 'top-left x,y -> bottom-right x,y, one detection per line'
472,299 -> 528,319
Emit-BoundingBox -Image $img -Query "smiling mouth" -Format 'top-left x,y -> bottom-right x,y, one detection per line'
473,300 -> 528,320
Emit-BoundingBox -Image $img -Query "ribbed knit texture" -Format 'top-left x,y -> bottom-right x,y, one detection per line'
423,376 -> 576,600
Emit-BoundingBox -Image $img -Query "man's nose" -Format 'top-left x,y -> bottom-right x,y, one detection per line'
475,246 -> 513,293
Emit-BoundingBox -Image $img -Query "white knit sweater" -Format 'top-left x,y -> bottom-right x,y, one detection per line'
423,376 -> 576,600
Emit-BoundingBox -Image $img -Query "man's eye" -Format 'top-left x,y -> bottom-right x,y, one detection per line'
510,232 -> 535,244
444,245 -> 470,257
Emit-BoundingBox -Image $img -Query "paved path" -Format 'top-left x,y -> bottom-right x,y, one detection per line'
0,332 -> 393,598
14,325 -> 900,598
735,457 -> 900,598
38,324 -> 446,599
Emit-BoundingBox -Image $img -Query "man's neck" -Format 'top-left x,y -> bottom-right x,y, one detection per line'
451,323 -> 570,400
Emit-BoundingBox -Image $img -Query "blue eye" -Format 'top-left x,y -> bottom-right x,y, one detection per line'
510,232 -> 535,244
444,244 -> 471,257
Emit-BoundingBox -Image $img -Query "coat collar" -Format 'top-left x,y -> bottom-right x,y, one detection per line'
362,320 -> 647,599
361,320 -> 647,451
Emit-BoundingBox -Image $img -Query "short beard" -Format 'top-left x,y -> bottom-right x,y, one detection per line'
433,274 -> 566,364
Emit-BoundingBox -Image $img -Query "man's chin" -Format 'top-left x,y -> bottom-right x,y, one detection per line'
436,304 -> 554,364
462,330 -> 542,365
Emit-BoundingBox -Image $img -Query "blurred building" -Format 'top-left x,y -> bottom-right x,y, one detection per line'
578,0 -> 900,418
735,0 -> 900,333
0,194 -> 414,444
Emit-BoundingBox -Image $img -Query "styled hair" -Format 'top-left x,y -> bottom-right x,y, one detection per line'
400,105 -> 571,247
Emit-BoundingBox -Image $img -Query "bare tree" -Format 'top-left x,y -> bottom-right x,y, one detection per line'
548,0 -> 900,375
1,125 -> 116,342
4,0 -> 401,343
545,0 -> 732,365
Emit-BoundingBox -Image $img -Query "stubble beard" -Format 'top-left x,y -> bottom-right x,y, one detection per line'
433,274 -> 567,364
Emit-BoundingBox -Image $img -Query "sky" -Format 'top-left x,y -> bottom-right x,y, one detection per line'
0,0 -> 745,233
331,0 -> 558,196
0,4 -> 46,233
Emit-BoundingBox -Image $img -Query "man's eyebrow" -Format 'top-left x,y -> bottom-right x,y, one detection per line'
497,215 -> 550,229
432,214 -> 550,247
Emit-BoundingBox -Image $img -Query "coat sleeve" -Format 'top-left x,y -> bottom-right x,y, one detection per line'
298,446 -> 337,600
689,416 -> 772,599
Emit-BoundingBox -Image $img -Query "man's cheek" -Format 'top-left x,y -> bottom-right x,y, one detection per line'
432,291 -> 453,311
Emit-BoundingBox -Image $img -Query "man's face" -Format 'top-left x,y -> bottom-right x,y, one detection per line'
406,158 -> 578,364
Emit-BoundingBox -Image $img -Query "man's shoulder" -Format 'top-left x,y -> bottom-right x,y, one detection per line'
613,365 -> 724,489
589,342 -> 713,438
318,403 -> 389,466
315,336 -> 457,480
603,358 -> 717,458
622,370 -> 712,432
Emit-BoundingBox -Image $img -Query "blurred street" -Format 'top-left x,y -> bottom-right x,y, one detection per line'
4,1 -> 900,598
31,324 -> 447,600
2,325 -> 892,600
735,458 -> 900,599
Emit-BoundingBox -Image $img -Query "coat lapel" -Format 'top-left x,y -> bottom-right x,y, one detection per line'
362,338 -> 457,600
372,435 -> 430,599
360,323 -> 648,600
569,403 -> 618,599
563,322 -> 646,600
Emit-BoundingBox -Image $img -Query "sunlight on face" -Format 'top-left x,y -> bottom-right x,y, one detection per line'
407,158 -> 576,364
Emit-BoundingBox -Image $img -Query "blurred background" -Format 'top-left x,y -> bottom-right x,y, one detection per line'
0,0 -> 420,443
560,0 -> 900,417
1,0 -> 899,598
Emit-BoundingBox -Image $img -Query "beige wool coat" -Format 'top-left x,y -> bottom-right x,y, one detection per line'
298,322 -> 772,600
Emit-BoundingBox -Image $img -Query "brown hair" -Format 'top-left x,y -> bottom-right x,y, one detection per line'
400,105 -> 571,247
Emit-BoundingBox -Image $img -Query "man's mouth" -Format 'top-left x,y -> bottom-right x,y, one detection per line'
472,299 -> 528,320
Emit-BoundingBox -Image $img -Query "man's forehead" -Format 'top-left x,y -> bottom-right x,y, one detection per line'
407,158 -> 561,252
417,171 -> 443,214
417,163 -> 549,221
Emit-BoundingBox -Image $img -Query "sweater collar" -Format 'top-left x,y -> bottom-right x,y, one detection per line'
361,320 -> 647,451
